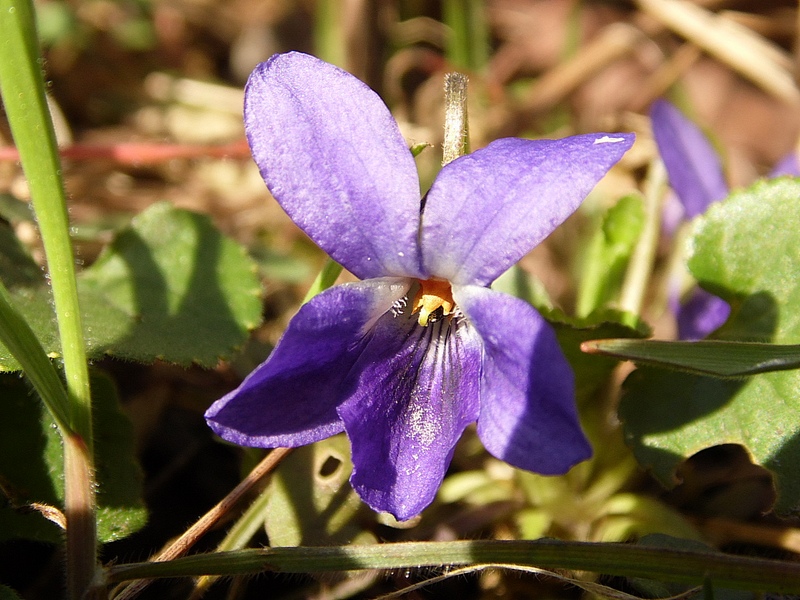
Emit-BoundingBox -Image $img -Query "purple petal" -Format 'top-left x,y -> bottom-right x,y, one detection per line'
205,278 -> 411,447
677,288 -> 731,341
454,284 -> 592,473
337,309 -> 482,520
421,133 -> 634,286
650,99 -> 729,218
770,152 -> 800,177
245,52 -> 424,279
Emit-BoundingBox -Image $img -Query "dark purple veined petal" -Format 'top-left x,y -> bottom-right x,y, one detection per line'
245,52 -> 424,279
677,287 -> 731,341
205,278 -> 410,447
650,99 -> 729,218
454,284 -> 592,473
337,306 -> 482,520
420,133 -> 634,286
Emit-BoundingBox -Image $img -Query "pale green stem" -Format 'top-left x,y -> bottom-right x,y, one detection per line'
618,159 -> 667,321
442,0 -> 489,71
314,0 -> 346,68
303,259 -> 344,303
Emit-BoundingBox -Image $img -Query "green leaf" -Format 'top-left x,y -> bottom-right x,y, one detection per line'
577,194 -> 645,317
91,370 -> 146,542
249,244 -> 313,284
0,221 -> 42,288
583,339 -> 800,377
0,202 -> 263,370
264,435 -> 375,547
0,371 -> 146,543
548,308 -> 649,404
0,374 -> 63,543
80,202 -> 262,366
0,193 -> 35,224
620,178 -> 800,514
410,142 -> 432,157
0,584 -> 24,600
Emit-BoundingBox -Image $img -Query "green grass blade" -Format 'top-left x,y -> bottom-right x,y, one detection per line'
0,281 -> 72,433
582,338 -> 800,377
303,258 -> 343,303
0,1 -> 97,596
105,539 -> 800,594
0,0 -> 92,444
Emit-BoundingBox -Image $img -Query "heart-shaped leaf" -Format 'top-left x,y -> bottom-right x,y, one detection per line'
620,178 -> 800,514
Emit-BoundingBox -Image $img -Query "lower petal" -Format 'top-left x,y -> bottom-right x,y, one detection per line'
454,285 -> 592,474
338,310 -> 482,521
205,278 -> 410,448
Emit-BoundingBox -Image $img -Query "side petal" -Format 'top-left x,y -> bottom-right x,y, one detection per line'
454,285 -> 592,474
677,288 -> 731,341
650,99 -> 729,218
337,311 -> 482,520
421,133 -> 634,286
245,52 -> 424,279
205,278 -> 410,447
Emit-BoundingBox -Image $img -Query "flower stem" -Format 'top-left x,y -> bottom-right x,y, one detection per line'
442,73 -> 470,166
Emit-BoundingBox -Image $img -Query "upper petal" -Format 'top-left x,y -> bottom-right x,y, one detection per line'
205,278 -> 410,447
454,284 -> 592,473
420,133 -> 634,286
245,52 -> 424,279
650,99 -> 729,218
337,310 -> 482,520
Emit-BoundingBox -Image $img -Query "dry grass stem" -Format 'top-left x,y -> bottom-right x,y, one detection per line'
520,23 -> 645,115
636,0 -> 800,105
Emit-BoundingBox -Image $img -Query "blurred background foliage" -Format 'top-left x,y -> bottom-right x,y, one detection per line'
2,0 -> 800,598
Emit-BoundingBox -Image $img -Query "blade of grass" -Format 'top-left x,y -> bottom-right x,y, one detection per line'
0,281 -> 72,433
635,0 -> 800,105
443,0 -> 489,71
0,1 -> 96,597
303,259 -> 343,303
582,338 -> 800,378
314,0 -> 346,68
103,539 -> 800,593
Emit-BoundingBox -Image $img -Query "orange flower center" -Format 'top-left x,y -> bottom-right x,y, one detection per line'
411,279 -> 455,326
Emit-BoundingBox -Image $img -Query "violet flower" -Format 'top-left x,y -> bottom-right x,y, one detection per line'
651,99 -> 799,341
650,99 -> 731,340
206,52 -> 634,520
